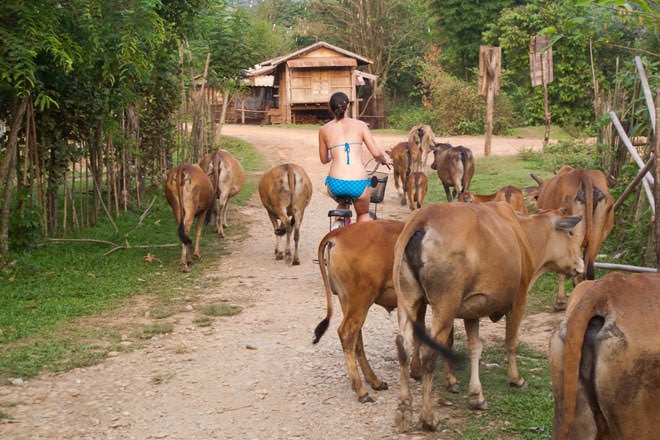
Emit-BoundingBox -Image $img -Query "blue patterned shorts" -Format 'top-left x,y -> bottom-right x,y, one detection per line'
325,176 -> 371,199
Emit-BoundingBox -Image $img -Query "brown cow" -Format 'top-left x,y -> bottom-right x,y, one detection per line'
313,220 -> 425,403
530,166 -> 614,310
258,163 -> 312,265
386,141 -> 412,204
199,149 -> 245,238
164,164 -> 215,272
393,202 -> 583,431
458,185 -> 528,214
430,142 -> 475,202
408,124 -> 435,172
549,272 -> 660,440
405,172 -> 428,210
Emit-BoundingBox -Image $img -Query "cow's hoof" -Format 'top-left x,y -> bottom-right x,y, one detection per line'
193,254 -> 201,261
292,258 -> 300,266
372,381 -> 388,391
179,265 -> 190,273
395,404 -> 413,433
420,415 -> 441,432
358,394 -> 375,403
509,378 -> 526,388
553,301 -> 567,312
275,252 -> 284,260
447,383 -> 460,393
468,399 -> 488,410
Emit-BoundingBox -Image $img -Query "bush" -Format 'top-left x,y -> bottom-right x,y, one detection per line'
421,70 -> 517,136
386,104 -> 434,131
520,139 -> 601,172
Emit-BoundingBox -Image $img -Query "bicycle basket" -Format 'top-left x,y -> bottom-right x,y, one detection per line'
369,171 -> 388,204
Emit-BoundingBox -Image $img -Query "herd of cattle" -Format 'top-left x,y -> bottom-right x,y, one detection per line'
164,127 -> 659,439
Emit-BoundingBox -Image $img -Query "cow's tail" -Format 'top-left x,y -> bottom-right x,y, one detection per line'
313,231 -> 336,344
459,150 -> 470,195
286,164 -> 297,228
557,287 -> 609,440
582,177 -> 595,279
176,167 -> 193,246
391,219 -> 463,367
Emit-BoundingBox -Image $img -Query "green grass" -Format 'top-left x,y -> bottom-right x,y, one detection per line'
431,343 -> 554,440
424,154 -> 551,207
510,125 -> 574,142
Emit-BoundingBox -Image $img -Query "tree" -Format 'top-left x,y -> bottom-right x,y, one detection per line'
429,0 -> 527,81
308,0 -> 435,95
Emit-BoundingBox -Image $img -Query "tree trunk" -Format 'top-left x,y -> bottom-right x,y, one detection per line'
0,98 -> 28,255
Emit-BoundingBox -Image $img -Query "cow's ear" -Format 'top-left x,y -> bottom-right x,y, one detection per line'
553,215 -> 582,231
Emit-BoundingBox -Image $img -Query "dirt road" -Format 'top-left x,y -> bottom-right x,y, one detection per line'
0,125 -> 560,440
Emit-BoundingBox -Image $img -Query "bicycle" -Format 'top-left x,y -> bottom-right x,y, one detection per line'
327,158 -> 390,231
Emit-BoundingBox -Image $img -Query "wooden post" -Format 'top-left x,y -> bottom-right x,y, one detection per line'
541,54 -> 551,142
530,36 -> 553,144
479,46 -> 501,157
654,88 -> 660,271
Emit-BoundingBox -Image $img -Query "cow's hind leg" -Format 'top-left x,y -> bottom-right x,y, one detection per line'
418,311 -> 454,431
192,214 -> 205,261
409,302 -> 427,380
291,211 -> 305,265
338,312 -> 373,402
464,318 -> 487,410
356,330 -> 388,392
395,331 -> 414,432
268,215 -> 286,260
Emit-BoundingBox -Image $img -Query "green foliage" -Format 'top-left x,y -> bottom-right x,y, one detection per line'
386,104 -> 435,131
603,161 -> 654,267
483,0 -> 659,130
418,54 -> 518,135
8,192 -> 42,252
518,139 -> 601,172
428,0 -> 523,81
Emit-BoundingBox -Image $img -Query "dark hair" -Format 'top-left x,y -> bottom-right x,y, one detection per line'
329,92 -> 350,119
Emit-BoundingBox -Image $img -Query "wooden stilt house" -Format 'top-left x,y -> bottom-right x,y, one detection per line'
234,41 -> 383,127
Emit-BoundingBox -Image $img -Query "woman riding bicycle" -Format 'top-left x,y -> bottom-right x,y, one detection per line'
319,92 -> 393,223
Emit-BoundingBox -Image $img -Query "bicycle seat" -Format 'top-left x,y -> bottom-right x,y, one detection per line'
328,209 -> 352,218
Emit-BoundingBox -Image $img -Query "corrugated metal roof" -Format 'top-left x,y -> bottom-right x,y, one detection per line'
246,41 -> 373,79
287,57 -> 357,68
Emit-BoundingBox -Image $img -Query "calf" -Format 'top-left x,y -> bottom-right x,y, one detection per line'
458,185 -> 528,214
430,142 -> 475,202
314,220 -> 425,403
549,272 -> 660,440
530,166 -> 614,310
393,202 -> 583,431
405,172 -> 428,210
408,124 -> 435,172
258,163 -> 312,265
164,164 -> 215,272
199,149 -> 245,238
387,141 -> 411,204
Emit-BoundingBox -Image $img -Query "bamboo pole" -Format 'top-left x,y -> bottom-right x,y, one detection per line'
63,170 -> 68,235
